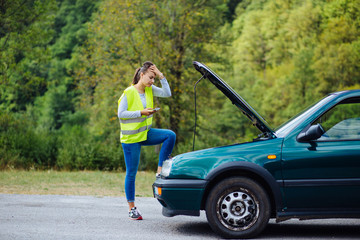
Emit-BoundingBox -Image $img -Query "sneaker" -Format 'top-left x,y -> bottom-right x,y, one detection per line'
155,173 -> 160,179
129,207 -> 143,220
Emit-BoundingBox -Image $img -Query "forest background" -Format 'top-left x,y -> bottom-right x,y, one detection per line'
1,0 -> 359,171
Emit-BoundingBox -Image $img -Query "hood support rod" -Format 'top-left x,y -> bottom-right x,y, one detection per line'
193,74 -> 206,151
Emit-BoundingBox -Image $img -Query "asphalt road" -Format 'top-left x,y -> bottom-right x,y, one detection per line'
1,194 -> 359,240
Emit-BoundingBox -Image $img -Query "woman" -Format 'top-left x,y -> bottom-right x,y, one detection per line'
118,61 -> 176,220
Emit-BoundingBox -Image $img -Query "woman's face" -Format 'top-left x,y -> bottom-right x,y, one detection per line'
140,70 -> 155,87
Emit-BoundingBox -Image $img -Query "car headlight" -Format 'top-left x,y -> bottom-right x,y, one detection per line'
161,158 -> 173,177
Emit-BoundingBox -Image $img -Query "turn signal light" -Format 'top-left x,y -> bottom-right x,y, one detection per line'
154,186 -> 162,196
267,154 -> 277,159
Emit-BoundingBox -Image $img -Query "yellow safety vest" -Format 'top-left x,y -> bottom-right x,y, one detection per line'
118,86 -> 153,143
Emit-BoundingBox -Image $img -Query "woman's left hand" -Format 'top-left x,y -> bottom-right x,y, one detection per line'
150,65 -> 164,79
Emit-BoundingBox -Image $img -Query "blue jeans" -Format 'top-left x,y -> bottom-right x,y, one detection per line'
122,128 -> 176,202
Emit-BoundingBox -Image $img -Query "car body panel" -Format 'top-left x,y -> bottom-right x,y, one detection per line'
204,160 -> 284,213
278,91 -> 360,209
168,138 -> 284,180
153,179 -> 206,213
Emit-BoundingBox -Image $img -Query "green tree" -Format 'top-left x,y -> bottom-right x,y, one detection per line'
76,0 -> 228,145
0,0 -> 56,112
313,0 -> 360,93
34,0 -> 100,130
227,0 -> 360,129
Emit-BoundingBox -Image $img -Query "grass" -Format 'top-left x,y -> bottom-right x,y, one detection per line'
0,170 -> 155,197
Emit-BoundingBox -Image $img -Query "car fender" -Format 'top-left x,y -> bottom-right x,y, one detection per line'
203,161 -> 283,213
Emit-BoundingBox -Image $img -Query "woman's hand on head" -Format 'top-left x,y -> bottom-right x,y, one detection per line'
150,65 -> 164,79
141,108 -> 155,116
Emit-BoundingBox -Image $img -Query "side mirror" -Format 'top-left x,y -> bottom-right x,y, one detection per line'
297,123 -> 325,142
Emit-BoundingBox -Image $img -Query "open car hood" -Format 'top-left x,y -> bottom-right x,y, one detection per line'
193,61 -> 275,138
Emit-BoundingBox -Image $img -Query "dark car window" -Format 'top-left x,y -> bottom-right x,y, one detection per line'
314,98 -> 360,141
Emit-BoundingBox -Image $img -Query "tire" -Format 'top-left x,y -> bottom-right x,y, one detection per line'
205,177 -> 270,239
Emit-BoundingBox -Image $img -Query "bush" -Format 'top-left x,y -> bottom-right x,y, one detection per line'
0,112 -> 152,171
0,112 -> 58,170
56,125 -> 124,171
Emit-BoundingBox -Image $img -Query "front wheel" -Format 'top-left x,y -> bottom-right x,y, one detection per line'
205,177 -> 270,239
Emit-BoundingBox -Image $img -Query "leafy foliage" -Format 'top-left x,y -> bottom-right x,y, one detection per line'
0,0 -> 57,111
1,0 -> 359,170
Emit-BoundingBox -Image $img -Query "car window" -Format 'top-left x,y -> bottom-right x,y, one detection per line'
314,98 -> 360,141
275,95 -> 335,138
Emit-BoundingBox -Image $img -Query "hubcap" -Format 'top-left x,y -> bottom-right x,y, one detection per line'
217,190 -> 259,231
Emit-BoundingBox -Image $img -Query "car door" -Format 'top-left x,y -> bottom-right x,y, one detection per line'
281,97 -> 360,210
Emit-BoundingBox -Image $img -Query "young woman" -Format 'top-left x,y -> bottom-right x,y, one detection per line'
118,61 -> 176,220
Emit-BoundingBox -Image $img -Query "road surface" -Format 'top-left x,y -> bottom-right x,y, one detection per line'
0,194 -> 359,239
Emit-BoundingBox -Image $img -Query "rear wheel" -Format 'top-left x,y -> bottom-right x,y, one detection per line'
205,177 -> 270,239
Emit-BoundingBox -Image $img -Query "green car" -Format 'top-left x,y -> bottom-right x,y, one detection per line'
152,61 -> 360,239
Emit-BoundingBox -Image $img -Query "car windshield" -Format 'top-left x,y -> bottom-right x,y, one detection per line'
275,94 -> 336,138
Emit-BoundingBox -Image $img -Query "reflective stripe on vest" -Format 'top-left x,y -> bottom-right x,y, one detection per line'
118,86 -> 153,143
121,124 -> 153,135
120,118 -> 146,124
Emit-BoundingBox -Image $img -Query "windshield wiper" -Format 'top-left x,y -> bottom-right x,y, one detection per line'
254,132 -> 272,141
